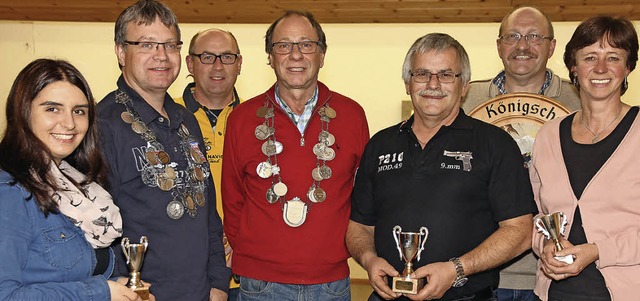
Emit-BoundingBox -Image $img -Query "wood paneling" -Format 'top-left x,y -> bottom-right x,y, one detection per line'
0,0 -> 638,23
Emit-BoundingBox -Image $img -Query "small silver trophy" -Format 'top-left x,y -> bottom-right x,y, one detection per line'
392,225 -> 429,294
535,212 -> 574,264
122,236 -> 150,300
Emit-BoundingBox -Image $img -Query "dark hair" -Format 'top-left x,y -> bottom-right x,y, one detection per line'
114,0 -> 180,46
188,28 -> 241,55
264,10 -> 327,54
564,15 -> 639,95
0,59 -> 107,215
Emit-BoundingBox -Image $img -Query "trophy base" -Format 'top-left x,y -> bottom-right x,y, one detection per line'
133,286 -> 150,301
392,275 -> 424,294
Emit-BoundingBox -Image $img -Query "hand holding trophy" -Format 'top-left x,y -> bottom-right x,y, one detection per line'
122,236 -> 150,300
391,225 -> 429,294
535,212 -> 574,264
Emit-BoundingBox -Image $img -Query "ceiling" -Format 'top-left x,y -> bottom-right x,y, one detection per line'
1,0 -> 639,24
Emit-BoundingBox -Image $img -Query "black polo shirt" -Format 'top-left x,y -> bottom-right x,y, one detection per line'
97,76 -> 230,300
351,109 -> 536,300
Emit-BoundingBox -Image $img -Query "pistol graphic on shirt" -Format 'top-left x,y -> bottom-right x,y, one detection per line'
443,150 -> 473,172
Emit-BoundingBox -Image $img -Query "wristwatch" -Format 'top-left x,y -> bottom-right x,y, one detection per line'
449,257 -> 468,287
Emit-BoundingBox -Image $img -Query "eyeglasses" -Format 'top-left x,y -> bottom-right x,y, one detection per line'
124,41 -> 183,53
410,71 -> 461,83
271,41 -> 320,55
499,33 -> 553,45
191,53 -> 239,65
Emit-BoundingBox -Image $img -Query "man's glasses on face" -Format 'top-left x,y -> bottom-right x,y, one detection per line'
190,53 -> 239,65
410,71 -> 462,84
271,41 -> 320,55
124,41 -> 183,54
499,33 -> 553,45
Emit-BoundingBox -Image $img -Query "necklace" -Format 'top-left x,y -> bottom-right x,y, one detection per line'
254,99 -> 336,227
116,90 -> 209,219
580,108 -> 623,143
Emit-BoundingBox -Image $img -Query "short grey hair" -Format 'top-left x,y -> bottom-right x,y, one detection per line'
401,33 -> 471,85
114,0 -> 180,46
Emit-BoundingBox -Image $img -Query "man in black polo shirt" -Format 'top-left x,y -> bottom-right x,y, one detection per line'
346,33 -> 536,301
97,1 -> 230,300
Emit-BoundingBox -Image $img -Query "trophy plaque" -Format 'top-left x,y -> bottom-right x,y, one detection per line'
122,236 -> 150,300
392,226 -> 429,294
535,212 -> 574,264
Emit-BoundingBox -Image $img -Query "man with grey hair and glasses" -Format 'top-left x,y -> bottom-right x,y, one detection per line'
462,7 -> 579,301
347,33 -> 536,301
98,1 -> 230,300
222,9 -> 369,301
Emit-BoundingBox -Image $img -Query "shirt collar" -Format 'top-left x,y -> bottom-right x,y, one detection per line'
492,69 -> 552,95
117,75 -> 184,128
398,108 -> 473,134
182,82 -> 240,113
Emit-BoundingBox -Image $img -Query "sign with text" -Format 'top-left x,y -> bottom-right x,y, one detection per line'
468,93 -> 571,166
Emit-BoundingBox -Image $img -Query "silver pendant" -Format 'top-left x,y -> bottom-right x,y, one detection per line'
273,182 -> 288,197
319,165 -> 332,179
121,111 -> 135,124
323,148 -> 336,161
283,197 -> 307,227
255,124 -> 274,140
266,187 -> 279,204
313,187 -> 326,203
256,161 -> 273,178
311,167 -> 324,181
319,131 -> 335,146
167,200 -> 185,219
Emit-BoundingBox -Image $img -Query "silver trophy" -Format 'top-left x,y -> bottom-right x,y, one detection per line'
392,225 -> 429,294
122,236 -> 150,300
535,212 -> 574,264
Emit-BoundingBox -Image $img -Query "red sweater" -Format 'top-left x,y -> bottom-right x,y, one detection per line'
222,82 -> 369,284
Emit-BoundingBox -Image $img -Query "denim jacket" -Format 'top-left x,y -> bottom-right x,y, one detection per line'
0,170 -> 112,300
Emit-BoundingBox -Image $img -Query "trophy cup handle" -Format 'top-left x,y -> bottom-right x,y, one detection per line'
557,212 -> 568,236
534,217 -> 546,236
393,226 -> 403,260
140,236 -> 148,252
417,227 -> 429,262
121,237 -> 131,264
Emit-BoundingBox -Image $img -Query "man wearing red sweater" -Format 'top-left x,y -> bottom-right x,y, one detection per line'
222,10 -> 369,301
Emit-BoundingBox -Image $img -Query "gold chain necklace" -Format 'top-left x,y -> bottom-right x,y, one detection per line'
580,108 -> 623,143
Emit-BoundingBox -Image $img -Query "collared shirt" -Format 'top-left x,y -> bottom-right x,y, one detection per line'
492,70 -> 552,95
274,85 -> 319,134
97,76 -> 230,300
350,110 -> 536,300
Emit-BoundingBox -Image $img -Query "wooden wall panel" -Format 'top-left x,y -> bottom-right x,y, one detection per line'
0,0 -> 638,23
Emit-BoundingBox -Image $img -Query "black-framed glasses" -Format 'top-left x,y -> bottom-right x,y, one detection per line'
410,71 -> 461,83
271,41 -> 320,55
499,33 -> 553,45
124,41 -> 183,53
191,53 -> 239,65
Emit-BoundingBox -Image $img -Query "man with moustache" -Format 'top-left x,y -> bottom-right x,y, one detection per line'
175,28 -> 243,300
97,1 -> 230,300
222,10 -> 369,301
462,7 -> 579,301
463,6 -> 580,112
347,33 -> 536,301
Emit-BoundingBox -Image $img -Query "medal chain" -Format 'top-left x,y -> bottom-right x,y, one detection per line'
115,90 -> 209,219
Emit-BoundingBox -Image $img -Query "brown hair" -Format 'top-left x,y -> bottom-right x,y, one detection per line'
564,15 -> 638,95
265,10 -> 327,54
0,59 -> 107,215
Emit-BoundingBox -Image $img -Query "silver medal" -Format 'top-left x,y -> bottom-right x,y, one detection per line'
266,187 -> 279,204
307,187 -> 318,203
254,124 -> 274,140
167,200 -> 185,219
313,143 -> 325,157
319,131 -> 336,146
262,141 -> 277,156
283,197 -> 307,227
256,161 -> 273,178
273,182 -> 288,196
311,167 -> 324,181
323,147 -> 336,161
319,165 -> 332,179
